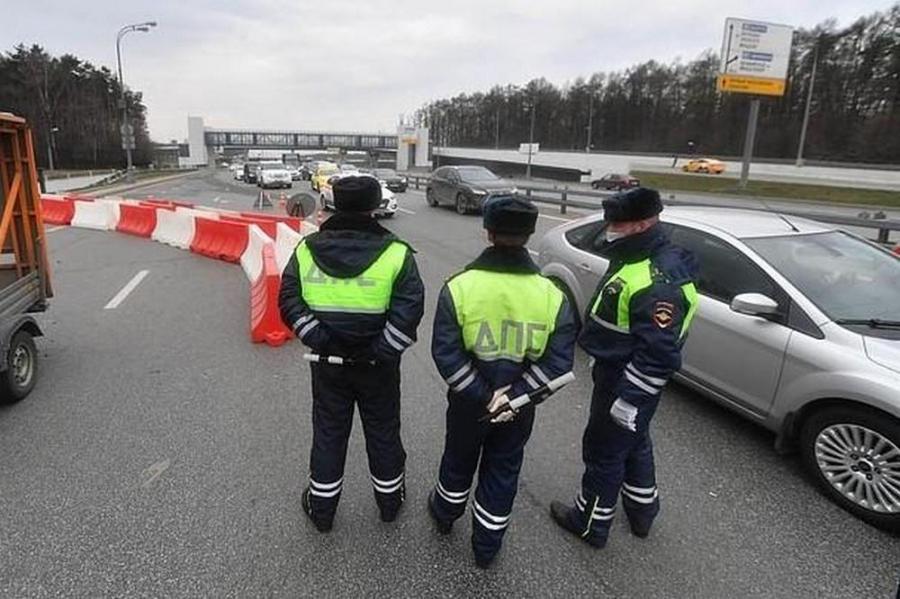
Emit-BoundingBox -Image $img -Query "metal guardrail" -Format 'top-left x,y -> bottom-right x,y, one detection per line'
403,173 -> 900,244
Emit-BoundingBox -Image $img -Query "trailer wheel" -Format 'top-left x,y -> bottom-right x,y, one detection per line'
0,331 -> 37,403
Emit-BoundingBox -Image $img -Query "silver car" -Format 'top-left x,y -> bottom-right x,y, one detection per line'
537,206 -> 900,531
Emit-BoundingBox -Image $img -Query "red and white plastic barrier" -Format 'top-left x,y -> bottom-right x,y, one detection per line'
116,204 -> 158,238
275,222 -> 304,273
190,217 -> 249,263
71,199 -> 119,231
41,196 -> 75,225
250,243 -> 292,347
240,225 -> 269,282
221,214 -> 278,239
893,244 -> 900,256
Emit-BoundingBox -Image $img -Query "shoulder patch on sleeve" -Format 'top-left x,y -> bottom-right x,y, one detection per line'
653,301 -> 675,329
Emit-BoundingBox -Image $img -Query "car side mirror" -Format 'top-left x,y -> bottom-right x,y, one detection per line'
730,293 -> 779,317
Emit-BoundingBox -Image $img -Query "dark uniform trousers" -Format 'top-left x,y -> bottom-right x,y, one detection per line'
307,361 -> 406,519
432,395 -> 536,560
574,365 -> 661,542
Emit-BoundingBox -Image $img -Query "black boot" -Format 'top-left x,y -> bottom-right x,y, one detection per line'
550,500 -> 605,549
427,491 -> 453,535
628,519 -> 652,539
474,553 -> 496,570
378,481 -> 406,523
302,487 -> 333,533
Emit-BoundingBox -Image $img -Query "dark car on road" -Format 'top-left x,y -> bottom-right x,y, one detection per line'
367,168 -> 408,193
243,163 -> 259,184
590,173 -> 640,191
426,166 -> 517,214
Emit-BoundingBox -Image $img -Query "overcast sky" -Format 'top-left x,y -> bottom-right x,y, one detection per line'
7,0 -> 895,141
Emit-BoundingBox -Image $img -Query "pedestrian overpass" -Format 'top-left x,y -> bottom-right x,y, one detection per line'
182,116 -> 430,171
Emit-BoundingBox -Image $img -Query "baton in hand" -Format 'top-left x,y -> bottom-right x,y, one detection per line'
479,372 -> 576,423
302,353 -> 373,366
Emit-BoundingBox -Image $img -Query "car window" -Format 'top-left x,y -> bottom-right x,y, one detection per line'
565,220 -> 607,252
447,170 -> 460,183
746,231 -> 900,323
665,224 -> 782,306
433,167 -> 448,179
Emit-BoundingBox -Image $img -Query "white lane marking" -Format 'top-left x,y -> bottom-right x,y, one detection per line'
46,226 -> 65,233
104,270 -> 149,310
397,207 -> 416,215
142,458 -> 171,488
538,213 -> 572,222
527,248 -> 539,256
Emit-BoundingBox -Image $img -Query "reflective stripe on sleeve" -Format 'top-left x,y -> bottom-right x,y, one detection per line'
383,328 -> 405,351
624,370 -> 660,395
386,321 -> 413,346
626,363 -> 667,388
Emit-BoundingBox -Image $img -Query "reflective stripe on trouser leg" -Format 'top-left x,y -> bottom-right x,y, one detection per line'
308,363 -> 355,517
354,363 -> 406,513
432,394 -> 487,523
578,385 -> 638,542
621,428 -> 660,528
574,491 -> 616,537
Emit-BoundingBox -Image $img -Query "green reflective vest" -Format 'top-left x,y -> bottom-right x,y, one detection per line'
296,241 -> 407,314
448,270 -> 564,362
591,258 -> 698,338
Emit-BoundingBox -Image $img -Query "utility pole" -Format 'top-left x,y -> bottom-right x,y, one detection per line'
585,94 -> 594,153
526,101 -> 536,179
796,42 -> 819,167
116,21 -> 157,180
46,126 -> 59,171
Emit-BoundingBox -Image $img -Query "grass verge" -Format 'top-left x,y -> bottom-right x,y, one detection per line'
631,170 -> 900,208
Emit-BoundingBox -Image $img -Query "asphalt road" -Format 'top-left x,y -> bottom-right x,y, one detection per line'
2,168 -> 898,598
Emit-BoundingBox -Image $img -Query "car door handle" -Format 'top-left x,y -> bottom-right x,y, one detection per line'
578,262 -> 593,272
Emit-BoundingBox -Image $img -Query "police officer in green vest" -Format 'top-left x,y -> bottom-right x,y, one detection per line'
428,196 -> 576,568
279,176 -> 424,532
550,187 -> 698,548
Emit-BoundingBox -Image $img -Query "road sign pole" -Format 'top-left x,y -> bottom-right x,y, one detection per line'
739,98 -> 760,189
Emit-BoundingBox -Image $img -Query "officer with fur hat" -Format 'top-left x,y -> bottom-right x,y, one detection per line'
279,175 -> 424,531
550,187 -> 698,548
428,196 -> 576,568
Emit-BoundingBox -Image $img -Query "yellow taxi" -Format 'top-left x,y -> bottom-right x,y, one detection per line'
310,162 -> 340,191
682,158 -> 726,174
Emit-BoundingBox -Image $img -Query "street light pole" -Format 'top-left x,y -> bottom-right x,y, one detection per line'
116,21 -> 157,179
796,42 -> 819,167
526,101 -> 536,179
585,94 -> 594,153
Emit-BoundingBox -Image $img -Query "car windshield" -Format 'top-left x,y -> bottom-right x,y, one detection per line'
374,169 -> 396,177
260,163 -> 284,170
745,231 -> 900,322
320,167 -> 338,175
458,167 -> 500,182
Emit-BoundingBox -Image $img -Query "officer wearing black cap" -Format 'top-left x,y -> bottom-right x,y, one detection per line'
550,187 -> 698,548
279,175 -> 424,531
429,196 -> 576,568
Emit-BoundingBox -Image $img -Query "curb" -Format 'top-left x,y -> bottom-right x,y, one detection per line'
90,171 -> 199,197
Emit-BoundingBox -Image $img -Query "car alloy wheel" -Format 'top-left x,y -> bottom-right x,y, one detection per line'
456,193 -> 467,215
814,423 -> 900,514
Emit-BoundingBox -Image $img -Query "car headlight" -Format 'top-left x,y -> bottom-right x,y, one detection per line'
511,187 -> 518,194
401,177 -> 407,184
471,189 -> 487,195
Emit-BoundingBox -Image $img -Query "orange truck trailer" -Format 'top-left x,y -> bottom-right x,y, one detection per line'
0,112 -> 52,402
